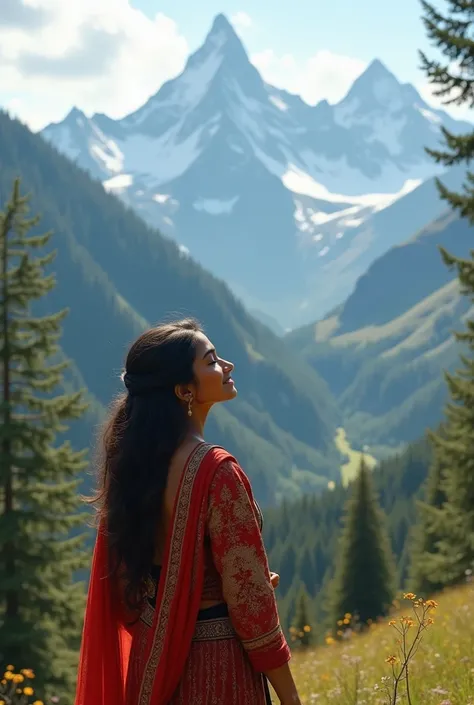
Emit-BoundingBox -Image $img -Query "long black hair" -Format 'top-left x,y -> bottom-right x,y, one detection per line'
91,318 -> 202,611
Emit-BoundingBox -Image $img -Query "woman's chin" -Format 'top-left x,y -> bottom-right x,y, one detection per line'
223,383 -> 237,399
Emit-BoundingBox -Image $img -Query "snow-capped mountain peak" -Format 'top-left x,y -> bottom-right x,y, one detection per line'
41,14 -> 473,326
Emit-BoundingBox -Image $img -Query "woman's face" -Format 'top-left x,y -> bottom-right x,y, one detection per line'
191,332 -> 237,406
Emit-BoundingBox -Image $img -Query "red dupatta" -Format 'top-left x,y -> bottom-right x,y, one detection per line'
75,443 -> 231,705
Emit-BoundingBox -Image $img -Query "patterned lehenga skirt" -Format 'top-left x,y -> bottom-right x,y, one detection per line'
129,602 -> 273,704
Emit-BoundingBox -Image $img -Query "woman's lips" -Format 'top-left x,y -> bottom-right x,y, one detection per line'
224,377 -> 234,385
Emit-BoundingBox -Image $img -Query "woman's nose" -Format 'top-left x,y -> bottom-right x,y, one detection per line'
222,358 -> 234,372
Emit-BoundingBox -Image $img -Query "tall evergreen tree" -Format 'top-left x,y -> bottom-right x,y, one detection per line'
290,585 -> 313,648
411,0 -> 474,590
409,445 -> 447,595
329,458 -> 396,630
0,179 -> 88,697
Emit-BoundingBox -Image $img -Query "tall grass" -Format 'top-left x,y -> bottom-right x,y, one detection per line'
283,582 -> 474,704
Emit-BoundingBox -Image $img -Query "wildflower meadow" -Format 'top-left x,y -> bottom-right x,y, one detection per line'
276,582 -> 474,705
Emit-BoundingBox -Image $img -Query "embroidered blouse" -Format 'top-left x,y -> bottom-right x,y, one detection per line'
206,459 -> 291,672
146,457 -> 291,673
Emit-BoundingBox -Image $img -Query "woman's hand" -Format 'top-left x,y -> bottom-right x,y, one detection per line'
270,572 -> 280,589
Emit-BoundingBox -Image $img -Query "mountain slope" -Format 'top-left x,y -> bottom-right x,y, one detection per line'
0,110 -> 341,504
286,211 -> 473,453
41,14 -> 471,326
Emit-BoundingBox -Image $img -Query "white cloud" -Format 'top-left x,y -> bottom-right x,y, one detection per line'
0,0 -> 189,130
251,48 -> 366,105
230,11 -> 253,31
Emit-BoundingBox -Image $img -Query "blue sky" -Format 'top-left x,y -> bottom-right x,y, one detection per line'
133,0 -> 429,84
0,0 -> 469,130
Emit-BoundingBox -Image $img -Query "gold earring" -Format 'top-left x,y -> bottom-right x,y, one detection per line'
187,396 -> 193,417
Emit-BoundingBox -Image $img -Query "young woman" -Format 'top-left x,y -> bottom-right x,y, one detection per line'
75,318 -> 302,705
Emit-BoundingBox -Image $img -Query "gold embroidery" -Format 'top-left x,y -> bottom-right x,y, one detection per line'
146,575 -> 156,599
140,602 -> 154,628
192,616 -> 236,642
207,460 -> 284,651
241,624 -> 284,651
138,443 -> 215,705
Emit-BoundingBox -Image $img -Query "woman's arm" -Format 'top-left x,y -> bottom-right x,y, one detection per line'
207,459 -> 301,704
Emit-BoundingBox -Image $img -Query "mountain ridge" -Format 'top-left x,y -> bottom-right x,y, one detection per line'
40,13 -> 472,326
0,109 -> 340,505
286,209 -> 472,453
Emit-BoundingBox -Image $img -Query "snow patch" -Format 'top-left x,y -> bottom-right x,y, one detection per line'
178,244 -> 190,257
269,95 -> 289,112
342,216 -> 364,228
132,47 -> 224,126
283,164 -> 423,208
193,196 -> 240,215
103,173 -> 133,191
418,107 -> 442,124
310,205 -> 361,226
117,118 -> 209,185
153,193 -> 170,204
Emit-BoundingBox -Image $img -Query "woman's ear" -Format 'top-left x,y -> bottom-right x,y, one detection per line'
174,384 -> 192,403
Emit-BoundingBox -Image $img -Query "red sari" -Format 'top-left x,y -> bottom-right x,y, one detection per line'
75,443 -> 290,705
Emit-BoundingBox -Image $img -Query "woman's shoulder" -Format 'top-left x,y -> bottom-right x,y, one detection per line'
205,448 -> 253,495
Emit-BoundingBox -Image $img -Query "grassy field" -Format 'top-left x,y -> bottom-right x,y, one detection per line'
335,427 -> 377,486
273,581 -> 474,705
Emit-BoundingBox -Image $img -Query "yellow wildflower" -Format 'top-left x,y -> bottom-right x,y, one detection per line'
4,672 -> 14,681
425,599 -> 439,609
303,625 -> 311,632
385,655 -> 398,664
5,666 -> 14,672
337,619 -> 343,626
13,674 -> 24,683
21,669 -> 35,679
343,617 -> 350,625
403,592 -> 416,600
325,636 -> 335,645
344,613 -> 352,620
389,620 -> 397,626
33,701 -> 44,705
24,686 -> 34,696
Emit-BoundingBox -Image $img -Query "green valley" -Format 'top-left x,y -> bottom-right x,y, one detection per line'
287,212 -> 473,455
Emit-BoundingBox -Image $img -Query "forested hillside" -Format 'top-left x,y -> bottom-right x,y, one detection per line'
0,111 -> 340,505
287,212 -> 472,453
264,437 -> 431,634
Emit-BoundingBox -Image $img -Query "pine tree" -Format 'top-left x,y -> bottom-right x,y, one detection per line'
329,458 -> 396,630
0,179 -> 88,697
290,585 -> 313,648
409,441 -> 448,596
420,0 -> 474,213
411,0 -> 474,590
